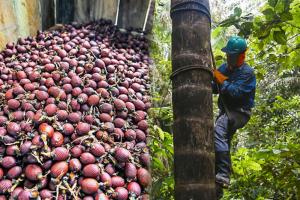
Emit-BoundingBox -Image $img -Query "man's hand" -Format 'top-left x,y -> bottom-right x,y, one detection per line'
214,70 -> 228,84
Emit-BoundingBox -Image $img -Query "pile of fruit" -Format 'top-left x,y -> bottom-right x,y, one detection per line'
0,19 -> 151,200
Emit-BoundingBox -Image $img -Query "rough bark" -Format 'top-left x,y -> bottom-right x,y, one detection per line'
171,0 -> 215,199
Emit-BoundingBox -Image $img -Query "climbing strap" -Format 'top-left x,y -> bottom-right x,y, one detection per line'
170,64 -> 213,80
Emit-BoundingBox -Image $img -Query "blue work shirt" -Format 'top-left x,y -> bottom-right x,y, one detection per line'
212,62 -> 256,111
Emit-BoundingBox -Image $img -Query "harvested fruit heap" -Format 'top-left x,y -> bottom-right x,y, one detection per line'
0,19 -> 151,200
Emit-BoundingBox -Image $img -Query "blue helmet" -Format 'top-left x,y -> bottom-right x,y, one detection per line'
222,36 -> 247,54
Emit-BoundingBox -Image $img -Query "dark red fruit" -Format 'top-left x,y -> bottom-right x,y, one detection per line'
51,132 -> 64,147
100,172 -> 112,187
44,104 -> 57,117
0,168 -> 3,179
127,182 -> 141,196
68,112 -> 81,123
83,164 -> 100,178
7,166 -> 22,179
39,123 -> 54,138
95,193 -> 109,200
42,160 -> 53,170
95,59 -> 105,69
111,176 -> 125,188
20,141 -> 32,155
78,93 -> 88,104
133,99 -> 145,110
71,76 -> 82,87
7,99 -> 20,110
137,120 -> 148,131
114,187 -> 128,200
125,163 -> 137,179
40,189 -> 53,199
87,95 -> 100,106
0,180 -> 12,193
76,122 -> 90,135
124,129 -> 136,141
52,147 -> 69,161
137,168 -> 151,187
114,147 -> 131,163
36,90 -> 49,101
1,156 -> 16,168
17,189 -> 38,199
80,178 -> 99,194
57,110 -> 68,121
105,164 -> 115,176
134,110 -> 147,122
11,187 -> 23,199
90,143 -> 105,157
114,99 -> 126,110
99,113 -> 112,122
84,115 -> 94,124
80,152 -> 96,165
136,129 -> 146,142
6,145 -> 19,156
70,145 -> 83,158
25,164 -> 42,181
50,161 -> 68,178
62,123 -> 74,135
6,122 -> 21,136
69,158 -> 82,172
114,118 -> 126,128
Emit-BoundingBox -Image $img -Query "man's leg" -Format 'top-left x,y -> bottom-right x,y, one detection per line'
214,114 -> 232,199
216,182 -> 224,199
215,111 -> 250,198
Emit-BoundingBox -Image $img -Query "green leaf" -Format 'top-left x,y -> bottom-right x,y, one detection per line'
273,149 -> 281,154
240,22 -> 254,38
280,11 -> 293,21
262,8 -> 275,17
234,7 -> 242,17
292,168 -> 300,175
152,157 -> 165,171
257,28 -> 271,40
158,129 -> 165,140
273,29 -> 287,44
247,161 -> 262,171
219,17 -> 239,27
275,0 -> 286,13
268,0 -> 278,7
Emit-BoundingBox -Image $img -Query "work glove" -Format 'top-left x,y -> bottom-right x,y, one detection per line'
213,70 -> 228,84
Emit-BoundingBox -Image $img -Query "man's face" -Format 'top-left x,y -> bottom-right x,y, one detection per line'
226,53 -> 239,70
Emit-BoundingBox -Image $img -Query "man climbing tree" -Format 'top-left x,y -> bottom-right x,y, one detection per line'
212,36 -> 256,199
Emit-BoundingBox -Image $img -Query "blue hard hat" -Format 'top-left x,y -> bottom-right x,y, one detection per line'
222,36 -> 247,54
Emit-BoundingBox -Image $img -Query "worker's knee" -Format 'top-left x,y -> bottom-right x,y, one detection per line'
214,114 -> 230,151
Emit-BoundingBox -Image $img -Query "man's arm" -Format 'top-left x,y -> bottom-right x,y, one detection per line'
212,64 -> 227,94
220,70 -> 256,98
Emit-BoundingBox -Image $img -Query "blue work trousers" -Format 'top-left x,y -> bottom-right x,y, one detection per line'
214,111 -> 250,152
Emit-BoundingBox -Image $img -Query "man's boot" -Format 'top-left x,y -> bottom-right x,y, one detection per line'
216,182 -> 224,199
215,151 -> 231,188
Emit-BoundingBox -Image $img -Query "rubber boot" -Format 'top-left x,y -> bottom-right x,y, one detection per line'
215,151 -> 231,188
216,182 -> 224,200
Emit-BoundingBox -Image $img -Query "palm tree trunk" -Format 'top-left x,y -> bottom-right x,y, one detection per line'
171,0 -> 215,199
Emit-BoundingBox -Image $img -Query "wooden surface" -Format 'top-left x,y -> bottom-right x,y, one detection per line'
171,0 -> 216,199
118,0 -> 154,32
74,0 -> 118,24
0,0 -> 154,50
0,0 -> 41,49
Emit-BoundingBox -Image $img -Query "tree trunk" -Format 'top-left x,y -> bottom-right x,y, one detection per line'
171,0 -> 215,199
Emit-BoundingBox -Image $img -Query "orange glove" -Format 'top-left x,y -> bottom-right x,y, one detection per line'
213,69 -> 228,84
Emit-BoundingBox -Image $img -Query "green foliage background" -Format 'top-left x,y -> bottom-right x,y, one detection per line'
149,0 -> 300,199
